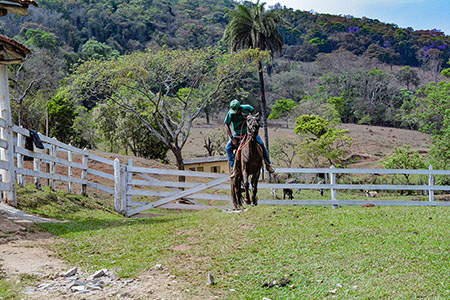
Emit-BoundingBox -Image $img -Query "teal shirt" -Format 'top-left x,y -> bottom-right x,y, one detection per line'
224,104 -> 254,136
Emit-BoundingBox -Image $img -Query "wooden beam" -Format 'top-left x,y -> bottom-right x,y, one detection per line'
0,59 -> 24,65
0,3 -> 28,16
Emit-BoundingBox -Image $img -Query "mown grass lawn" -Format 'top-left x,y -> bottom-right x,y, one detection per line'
19,186 -> 450,300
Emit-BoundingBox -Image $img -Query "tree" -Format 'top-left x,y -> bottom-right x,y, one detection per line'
268,98 -> 297,128
410,80 -> 450,181
80,39 -> 120,60
396,66 -> 420,90
66,48 -> 262,172
47,88 -> 77,144
294,115 -> 352,168
224,0 -> 283,155
383,145 -> 427,186
93,102 -> 169,160
269,69 -> 305,101
203,129 -> 227,156
270,136 -> 299,168
417,47 -> 443,83
9,48 -> 65,127
25,29 -> 58,51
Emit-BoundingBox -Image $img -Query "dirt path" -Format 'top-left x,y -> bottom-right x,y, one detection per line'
0,206 -> 218,300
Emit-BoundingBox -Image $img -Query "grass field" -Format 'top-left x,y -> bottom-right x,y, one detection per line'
15,187 -> 450,299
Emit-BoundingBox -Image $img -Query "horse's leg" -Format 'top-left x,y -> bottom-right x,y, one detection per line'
251,170 -> 260,206
230,177 -> 239,210
237,172 -> 244,208
243,170 -> 251,205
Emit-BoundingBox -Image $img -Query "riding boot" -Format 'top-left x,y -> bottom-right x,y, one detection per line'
265,160 -> 275,173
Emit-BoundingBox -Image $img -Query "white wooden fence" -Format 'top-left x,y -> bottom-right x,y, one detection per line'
118,161 -> 450,217
1,116 -> 450,218
0,118 -> 117,207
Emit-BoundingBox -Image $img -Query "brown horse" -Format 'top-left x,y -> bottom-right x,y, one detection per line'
230,113 -> 263,209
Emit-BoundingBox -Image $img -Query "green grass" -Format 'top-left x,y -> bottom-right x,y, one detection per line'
0,279 -> 21,300
16,187 -> 450,299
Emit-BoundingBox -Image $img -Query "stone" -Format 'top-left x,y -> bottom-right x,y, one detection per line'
329,289 -> 338,294
336,283 -> 343,288
154,264 -> 164,270
71,285 -> 89,292
66,280 -> 85,289
37,283 -> 54,290
207,272 -> 215,285
89,269 -> 107,280
316,279 -> 323,283
62,267 -> 77,277
262,298 -> 273,300
64,276 -> 78,281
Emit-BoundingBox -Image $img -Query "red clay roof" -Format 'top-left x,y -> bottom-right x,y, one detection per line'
5,0 -> 38,8
0,35 -> 32,59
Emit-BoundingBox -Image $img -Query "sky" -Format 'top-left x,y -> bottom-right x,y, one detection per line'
259,0 -> 450,35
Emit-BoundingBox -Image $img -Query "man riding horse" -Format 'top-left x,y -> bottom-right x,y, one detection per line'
224,99 -> 275,177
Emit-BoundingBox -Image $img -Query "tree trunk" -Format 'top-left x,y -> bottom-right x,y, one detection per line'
173,149 -> 186,183
258,61 -> 271,182
258,61 -> 269,153
205,105 -> 210,124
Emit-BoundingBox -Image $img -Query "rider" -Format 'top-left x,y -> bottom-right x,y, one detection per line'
224,99 -> 275,177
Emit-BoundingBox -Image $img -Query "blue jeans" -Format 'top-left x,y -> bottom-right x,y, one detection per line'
226,134 -> 271,168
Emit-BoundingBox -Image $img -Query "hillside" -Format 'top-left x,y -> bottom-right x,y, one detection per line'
2,0 -> 448,68
181,119 -> 431,169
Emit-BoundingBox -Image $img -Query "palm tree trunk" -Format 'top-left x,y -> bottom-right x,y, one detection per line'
257,61 -> 269,154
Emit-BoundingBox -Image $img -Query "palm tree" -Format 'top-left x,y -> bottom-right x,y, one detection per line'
224,0 -> 283,152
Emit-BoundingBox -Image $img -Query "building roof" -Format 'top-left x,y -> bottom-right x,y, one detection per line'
0,34 -> 32,64
0,0 -> 38,17
184,156 -> 228,164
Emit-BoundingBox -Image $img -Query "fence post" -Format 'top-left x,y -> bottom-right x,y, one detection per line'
121,164 -> 128,215
68,144 -> 73,193
125,159 -> 133,213
330,166 -> 338,209
50,141 -> 56,191
428,164 -> 434,202
0,65 -> 16,205
16,130 -> 24,188
33,144 -> 42,190
114,158 -> 121,212
81,148 -> 88,196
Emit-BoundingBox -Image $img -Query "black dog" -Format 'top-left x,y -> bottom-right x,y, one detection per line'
283,188 -> 293,200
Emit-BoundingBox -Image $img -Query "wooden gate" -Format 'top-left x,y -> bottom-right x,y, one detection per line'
116,160 -> 231,217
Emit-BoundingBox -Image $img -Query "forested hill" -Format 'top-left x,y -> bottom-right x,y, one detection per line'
1,0 -> 449,68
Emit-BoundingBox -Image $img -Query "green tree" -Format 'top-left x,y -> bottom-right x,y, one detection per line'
25,29 -> 58,51
383,145 -> 427,188
93,102 -> 169,160
268,98 -> 297,128
47,88 -> 77,144
410,80 -> 450,181
80,39 -> 120,60
396,66 -> 420,90
224,0 -> 283,153
294,115 -> 352,168
66,48 -> 261,171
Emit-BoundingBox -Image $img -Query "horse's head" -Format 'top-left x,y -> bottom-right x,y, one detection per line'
246,112 -> 261,136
